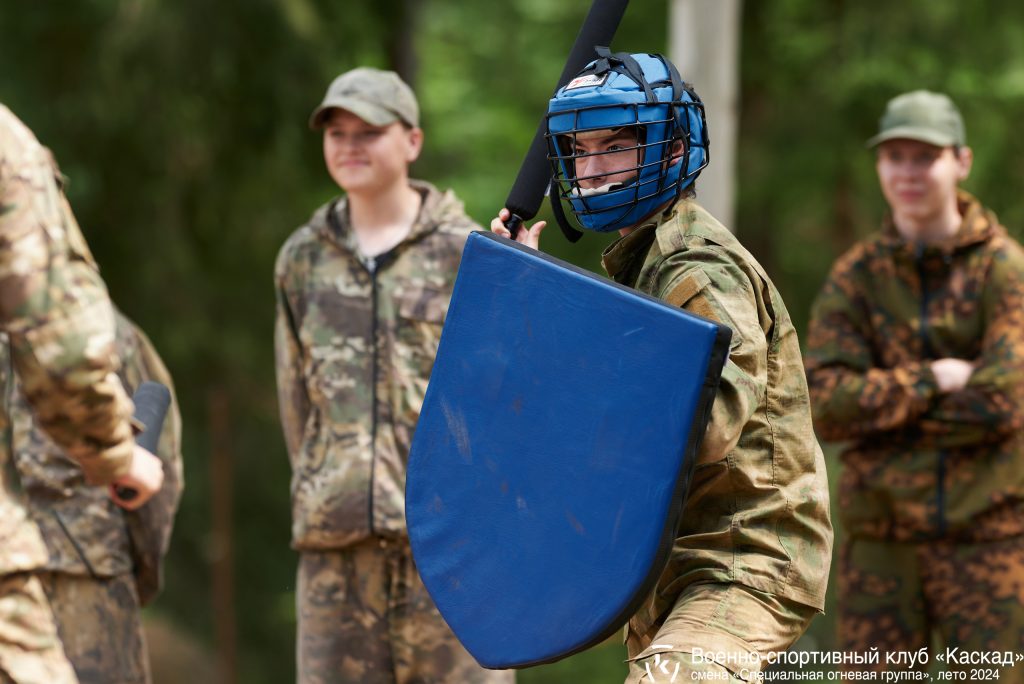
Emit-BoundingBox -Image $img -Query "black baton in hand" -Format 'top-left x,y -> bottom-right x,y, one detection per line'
503,0 -> 630,240
114,381 -> 172,502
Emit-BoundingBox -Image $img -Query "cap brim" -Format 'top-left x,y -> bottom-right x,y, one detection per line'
308,97 -> 400,129
866,126 -> 959,148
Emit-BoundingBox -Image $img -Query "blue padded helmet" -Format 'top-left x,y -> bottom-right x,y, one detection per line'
546,49 -> 709,234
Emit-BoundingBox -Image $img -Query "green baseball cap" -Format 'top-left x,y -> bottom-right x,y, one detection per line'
309,67 -> 419,129
867,90 -> 965,148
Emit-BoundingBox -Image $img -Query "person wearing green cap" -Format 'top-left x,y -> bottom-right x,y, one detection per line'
806,90 -> 1024,678
274,68 -> 513,683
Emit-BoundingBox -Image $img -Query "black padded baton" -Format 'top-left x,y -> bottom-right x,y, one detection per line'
503,0 -> 630,240
114,381 -> 172,502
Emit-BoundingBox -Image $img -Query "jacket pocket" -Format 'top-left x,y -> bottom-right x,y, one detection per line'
392,286 -> 449,452
290,423 -> 371,545
665,270 -> 711,309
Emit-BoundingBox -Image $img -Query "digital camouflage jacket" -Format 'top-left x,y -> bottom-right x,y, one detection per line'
0,105 -> 136,575
5,308 -> 182,600
275,180 -> 477,550
602,198 -> 833,652
805,191 -> 1024,542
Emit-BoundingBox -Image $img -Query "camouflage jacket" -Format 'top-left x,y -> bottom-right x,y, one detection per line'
5,307 -> 182,582
805,191 -> 1024,542
601,198 -> 833,643
0,105 -> 136,575
275,180 -> 477,550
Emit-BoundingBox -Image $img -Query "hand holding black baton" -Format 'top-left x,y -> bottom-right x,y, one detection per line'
110,381 -> 171,509
501,0 -> 630,242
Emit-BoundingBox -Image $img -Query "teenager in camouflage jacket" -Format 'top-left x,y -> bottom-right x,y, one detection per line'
275,68 -> 511,683
806,190 -> 1024,542
0,104 -> 164,683
493,51 -> 832,683
806,90 -> 1024,679
5,307 -> 182,684
276,180 -> 474,548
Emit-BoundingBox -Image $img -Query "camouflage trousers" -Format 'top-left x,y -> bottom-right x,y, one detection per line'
840,536 -> 1024,681
297,539 -> 514,684
624,582 -> 815,683
0,573 -> 77,684
39,572 -> 149,684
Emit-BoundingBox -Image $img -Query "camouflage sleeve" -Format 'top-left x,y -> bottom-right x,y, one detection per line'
637,250 -> 801,657
0,108 -> 134,484
916,248 -> 1024,447
804,261 -> 939,442
274,247 -> 310,465
657,250 -> 764,462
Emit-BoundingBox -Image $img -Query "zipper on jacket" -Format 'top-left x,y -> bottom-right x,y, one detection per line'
915,244 -> 934,359
363,250 -> 397,536
366,254 -> 379,536
916,244 -> 947,537
325,198 -> 435,539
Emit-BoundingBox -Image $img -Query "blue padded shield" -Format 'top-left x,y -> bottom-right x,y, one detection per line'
406,231 -> 731,669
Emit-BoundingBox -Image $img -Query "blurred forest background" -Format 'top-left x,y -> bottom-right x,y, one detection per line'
4,0 -> 1024,681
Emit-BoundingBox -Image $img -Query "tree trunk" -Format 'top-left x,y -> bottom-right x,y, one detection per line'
669,0 -> 743,231
385,0 -> 421,90
209,386 -> 237,684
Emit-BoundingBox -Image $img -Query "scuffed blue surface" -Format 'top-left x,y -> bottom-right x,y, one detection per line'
406,231 -> 725,669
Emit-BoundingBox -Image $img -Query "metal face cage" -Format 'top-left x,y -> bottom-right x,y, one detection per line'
545,98 -> 708,232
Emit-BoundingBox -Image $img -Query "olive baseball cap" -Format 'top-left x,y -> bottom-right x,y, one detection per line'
867,90 -> 965,148
309,67 -> 419,129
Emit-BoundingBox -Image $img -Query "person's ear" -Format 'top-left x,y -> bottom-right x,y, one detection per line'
956,145 -> 973,182
407,127 -> 424,163
668,139 -> 686,165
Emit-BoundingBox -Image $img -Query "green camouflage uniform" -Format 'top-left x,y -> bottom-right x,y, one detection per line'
0,105 -> 137,683
4,308 -> 182,684
806,191 -> 1024,678
275,179 -> 513,683
600,198 -> 832,683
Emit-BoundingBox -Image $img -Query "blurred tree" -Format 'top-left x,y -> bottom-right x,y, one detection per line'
670,0 -> 744,229
738,0 -> 1024,339
0,1 -> 665,680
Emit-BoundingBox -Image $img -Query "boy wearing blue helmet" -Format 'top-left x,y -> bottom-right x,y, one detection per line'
492,50 -> 832,681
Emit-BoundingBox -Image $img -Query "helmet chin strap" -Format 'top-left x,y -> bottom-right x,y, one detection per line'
549,178 -> 584,243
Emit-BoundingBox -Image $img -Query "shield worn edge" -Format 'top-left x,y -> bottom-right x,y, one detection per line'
406,232 -> 733,669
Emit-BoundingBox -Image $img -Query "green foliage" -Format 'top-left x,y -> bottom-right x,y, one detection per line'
740,0 -> 1024,335
520,639 -> 628,683
3,0 -> 1024,681
0,1 -> 665,680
